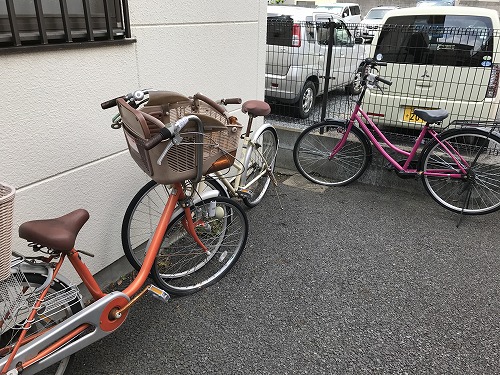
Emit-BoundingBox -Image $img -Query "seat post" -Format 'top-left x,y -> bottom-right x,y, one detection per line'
245,115 -> 254,138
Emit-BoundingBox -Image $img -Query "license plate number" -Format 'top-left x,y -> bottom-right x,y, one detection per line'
403,106 -> 426,123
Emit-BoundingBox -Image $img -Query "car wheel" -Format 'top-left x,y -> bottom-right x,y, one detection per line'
346,72 -> 362,95
296,81 -> 316,119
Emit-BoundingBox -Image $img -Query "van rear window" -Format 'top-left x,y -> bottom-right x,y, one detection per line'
375,15 -> 494,67
267,16 -> 294,47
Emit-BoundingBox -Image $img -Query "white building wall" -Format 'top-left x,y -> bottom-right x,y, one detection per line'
1,0 -> 267,284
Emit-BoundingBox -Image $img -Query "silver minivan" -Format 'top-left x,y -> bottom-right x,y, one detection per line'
266,6 -> 366,118
364,6 -> 500,129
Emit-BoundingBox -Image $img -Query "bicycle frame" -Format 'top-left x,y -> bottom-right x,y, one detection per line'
333,101 -> 469,179
213,123 -> 276,196
0,183 -> 218,375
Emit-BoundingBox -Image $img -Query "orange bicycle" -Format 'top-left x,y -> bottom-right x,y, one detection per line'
0,89 -> 248,374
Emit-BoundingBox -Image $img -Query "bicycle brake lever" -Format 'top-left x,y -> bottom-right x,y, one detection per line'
157,141 -> 174,165
376,83 -> 385,95
156,133 -> 184,165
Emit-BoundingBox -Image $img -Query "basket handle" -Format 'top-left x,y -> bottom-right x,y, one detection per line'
193,93 -> 227,116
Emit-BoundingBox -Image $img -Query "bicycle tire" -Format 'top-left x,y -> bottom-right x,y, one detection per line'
121,177 -> 227,271
242,126 -> 279,207
151,196 -> 248,296
293,121 -> 371,186
419,128 -> 500,215
0,273 -> 83,375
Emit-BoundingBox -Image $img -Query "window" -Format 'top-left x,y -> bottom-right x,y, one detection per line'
0,0 -> 131,48
349,6 -> 360,16
335,26 -> 351,45
375,15 -> 493,67
266,16 -> 294,47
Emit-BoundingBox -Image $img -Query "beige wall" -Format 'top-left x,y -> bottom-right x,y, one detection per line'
1,0 -> 267,283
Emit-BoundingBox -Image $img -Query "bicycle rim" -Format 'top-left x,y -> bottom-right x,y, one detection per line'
242,127 -> 278,207
122,178 -> 227,271
293,122 -> 370,186
421,129 -> 500,214
152,196 -> 248,295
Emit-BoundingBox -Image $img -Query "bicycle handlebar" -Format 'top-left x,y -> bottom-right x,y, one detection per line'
193,92 -> 227,115
101,90 -> 147,109
143,115 -> 197,150
220,97 -> 242,105
376,76 -> 392,86
359,58 -> 392,87
143,127 -> 173,150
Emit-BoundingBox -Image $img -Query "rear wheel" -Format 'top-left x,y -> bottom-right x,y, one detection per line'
122,177 -> 227,271
420,128 -> 500,214
0,273 -> 83,375
293,121 -> 371,186
242,127 -> 279,207
152,196 -> 248,296
296,81 -> 316,119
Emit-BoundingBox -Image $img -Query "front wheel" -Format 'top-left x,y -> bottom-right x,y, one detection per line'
151,196 -> 248,296
242,127 -> 279,207
293,121 -> 371,186
296,81 -> 317,119
419,128 -> 500,215
121,177 -> 227,272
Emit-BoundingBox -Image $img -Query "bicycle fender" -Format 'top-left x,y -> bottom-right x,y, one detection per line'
242,124 -> 279,185
169,189 -> 220,222
250,123 -> 279,145
323,119 -> 349,127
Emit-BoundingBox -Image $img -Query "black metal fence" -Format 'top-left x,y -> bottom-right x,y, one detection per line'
0,0 -> 130,48
265,19 -> 500,140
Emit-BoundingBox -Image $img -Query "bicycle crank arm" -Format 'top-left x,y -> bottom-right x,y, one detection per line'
1,291 -> 130,375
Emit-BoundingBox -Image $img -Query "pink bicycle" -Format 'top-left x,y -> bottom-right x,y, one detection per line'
293,58 -> 500,215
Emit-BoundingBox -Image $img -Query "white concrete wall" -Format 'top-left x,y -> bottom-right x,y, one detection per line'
1,0 -> 267,284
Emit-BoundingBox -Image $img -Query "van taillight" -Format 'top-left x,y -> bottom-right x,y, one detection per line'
292,24 -> 301,47
486,64 -> 500,98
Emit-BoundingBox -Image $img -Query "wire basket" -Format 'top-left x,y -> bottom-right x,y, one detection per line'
0,183 -> 15,281
0,267 -> 82,335
118,92 -> 243,185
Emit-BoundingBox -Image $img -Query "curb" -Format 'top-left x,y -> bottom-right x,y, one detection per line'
272,125 -> 427,196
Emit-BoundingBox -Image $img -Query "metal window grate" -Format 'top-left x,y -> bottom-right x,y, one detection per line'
0,0 -> 131,48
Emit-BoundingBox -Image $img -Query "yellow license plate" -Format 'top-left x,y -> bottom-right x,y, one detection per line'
403,106 -> 426,123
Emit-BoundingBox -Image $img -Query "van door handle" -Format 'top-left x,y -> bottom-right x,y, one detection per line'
416,81 -> 433,88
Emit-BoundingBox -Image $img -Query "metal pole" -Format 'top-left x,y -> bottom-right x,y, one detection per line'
320,20 -> 335,122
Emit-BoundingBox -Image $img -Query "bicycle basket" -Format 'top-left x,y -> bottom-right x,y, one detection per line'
0,183 -> 15,281
117,91 -> 242,185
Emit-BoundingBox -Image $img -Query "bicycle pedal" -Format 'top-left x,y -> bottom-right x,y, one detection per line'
148,285 -> 170,303
236,188 -> 252,199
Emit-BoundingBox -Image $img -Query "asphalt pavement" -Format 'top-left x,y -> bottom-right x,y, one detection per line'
70,171 -> 500,375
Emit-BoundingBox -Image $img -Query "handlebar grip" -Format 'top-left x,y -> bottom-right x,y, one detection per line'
143,127 -> 173,150
193,93 -> 227,115
376,61 -> 387,67
221,98 -> 242,105
376,76 -> 392,86
101,97 -> 119,109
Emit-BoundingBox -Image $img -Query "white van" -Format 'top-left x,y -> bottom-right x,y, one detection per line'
363,7 -> 500,130
266,5 -> 365,118
316,3 -> 362,25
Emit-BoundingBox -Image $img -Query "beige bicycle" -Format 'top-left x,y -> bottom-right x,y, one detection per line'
119,91 -> 279,274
